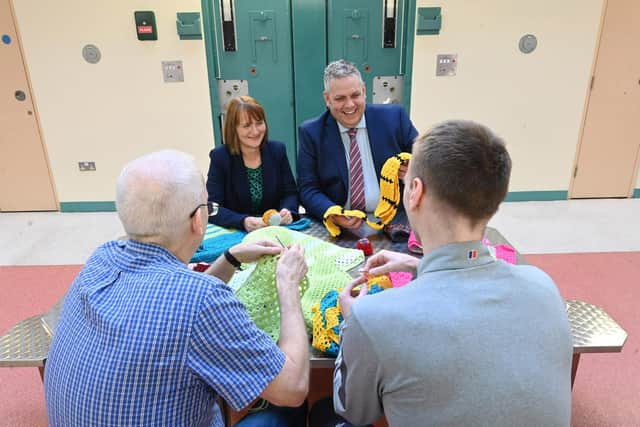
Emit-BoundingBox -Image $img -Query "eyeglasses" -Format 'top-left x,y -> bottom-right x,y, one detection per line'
189,201 -> 219,218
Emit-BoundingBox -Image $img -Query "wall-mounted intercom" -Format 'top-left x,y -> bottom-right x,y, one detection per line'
134,11 -> 158,41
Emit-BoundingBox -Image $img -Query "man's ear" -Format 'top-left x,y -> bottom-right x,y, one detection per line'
323,91 -> 330,108
190,209 -> 205,235
407,177 -> 425,210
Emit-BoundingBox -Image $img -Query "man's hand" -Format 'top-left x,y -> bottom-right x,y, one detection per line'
244,216 -> 267,232
229,240 -> 282,264
261,243 -> 310,407
339,277 -> 369,318
329,214 -> 364,230
361,249 -> 419,276
276,244 -> 308,293
398,160 -> 409,181
279,208 -> 293,225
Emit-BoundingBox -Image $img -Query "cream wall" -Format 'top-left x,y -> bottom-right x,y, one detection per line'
12,0 -> 214,203
12,0 -> 616,205
410,0 -> 605,192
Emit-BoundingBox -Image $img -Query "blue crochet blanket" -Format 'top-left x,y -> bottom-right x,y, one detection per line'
190,218 -> 311,263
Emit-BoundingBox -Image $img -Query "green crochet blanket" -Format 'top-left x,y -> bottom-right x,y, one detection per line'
228,226 -> 364,342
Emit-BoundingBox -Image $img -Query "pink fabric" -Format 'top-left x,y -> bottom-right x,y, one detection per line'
389,271 -> 413,288
407,230 -> 423,254
482,238 -> 517,264
494,244 -> 517,264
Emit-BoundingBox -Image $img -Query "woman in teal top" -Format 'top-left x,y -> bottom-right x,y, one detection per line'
206,96 -> 299,231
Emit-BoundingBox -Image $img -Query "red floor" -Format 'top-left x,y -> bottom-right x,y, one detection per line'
0,253 -> 637,426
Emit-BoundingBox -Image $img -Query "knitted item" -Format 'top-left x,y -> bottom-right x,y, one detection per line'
229,226 -> 365,341
311,275 -> 390,356
235,255 -> 310,342
190,218 -> 312,263
191,224 -> 245,263
323,205 -> 367,237
370,152 -> 412,230
389,271 -> 413,288
311,290 -> 342,356
322,152 -> 412,236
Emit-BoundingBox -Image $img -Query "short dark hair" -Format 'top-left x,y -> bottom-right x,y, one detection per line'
223,96 -> 268,155
411,120 -> 511,221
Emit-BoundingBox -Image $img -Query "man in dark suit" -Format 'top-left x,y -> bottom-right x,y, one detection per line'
297,59 -> 418,232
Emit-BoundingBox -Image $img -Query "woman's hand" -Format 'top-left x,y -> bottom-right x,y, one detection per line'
244,216 -> 266,232
279,208 -> 293,225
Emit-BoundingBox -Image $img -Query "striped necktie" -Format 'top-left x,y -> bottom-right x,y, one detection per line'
347,128 -> 365,211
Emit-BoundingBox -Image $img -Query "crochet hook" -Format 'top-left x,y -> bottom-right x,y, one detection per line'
274,235 -> 286,249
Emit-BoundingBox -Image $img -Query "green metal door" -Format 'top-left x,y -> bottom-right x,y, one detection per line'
202,0 -> 416,170
327,0 -> 410,110
203,0 -> 297,166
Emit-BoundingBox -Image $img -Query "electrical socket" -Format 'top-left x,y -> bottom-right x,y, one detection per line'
78,161 -> 96,171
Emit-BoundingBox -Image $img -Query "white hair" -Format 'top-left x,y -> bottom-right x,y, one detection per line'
323,59 -> 364,92
116,150 -> 204,245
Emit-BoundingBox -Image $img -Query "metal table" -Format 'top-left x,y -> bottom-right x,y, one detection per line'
0,221 -> 627,391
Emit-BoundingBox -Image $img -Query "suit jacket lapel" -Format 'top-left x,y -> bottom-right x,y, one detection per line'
260,143 -> 275,212
230,153 -> 252,214
364,106 -> 383,179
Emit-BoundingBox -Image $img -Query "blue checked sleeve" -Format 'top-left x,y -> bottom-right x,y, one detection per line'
188,283 -> 286,411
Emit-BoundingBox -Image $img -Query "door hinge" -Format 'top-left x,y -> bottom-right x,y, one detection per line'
590,76 -> 595,90
573,166 -> 578,178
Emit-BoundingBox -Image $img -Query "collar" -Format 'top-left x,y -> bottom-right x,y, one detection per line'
417,240 -> 495,275
109,239 -> 185,271
337,115 -> 367,134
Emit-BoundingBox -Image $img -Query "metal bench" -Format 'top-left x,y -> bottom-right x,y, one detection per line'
0,300 -> 62,381
566,299 -> 627,387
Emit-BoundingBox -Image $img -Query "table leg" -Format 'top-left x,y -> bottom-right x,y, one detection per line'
571,353 -> 580,389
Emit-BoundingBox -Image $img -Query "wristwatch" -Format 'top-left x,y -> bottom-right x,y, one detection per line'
223,249 -> 243,270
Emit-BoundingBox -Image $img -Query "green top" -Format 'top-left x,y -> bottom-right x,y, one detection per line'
246,165 -> 263,214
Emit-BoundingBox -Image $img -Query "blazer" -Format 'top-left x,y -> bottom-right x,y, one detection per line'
206,140 -> 299,229
297,103 -> 418,220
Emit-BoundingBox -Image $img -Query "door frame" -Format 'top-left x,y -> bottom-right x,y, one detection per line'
200,0 -> 417,150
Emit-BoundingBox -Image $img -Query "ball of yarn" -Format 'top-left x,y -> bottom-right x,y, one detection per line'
262,209 -> 281,226
268,213 -> 281,226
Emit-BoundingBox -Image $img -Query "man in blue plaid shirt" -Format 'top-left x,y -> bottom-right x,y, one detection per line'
44,150 -> 310,426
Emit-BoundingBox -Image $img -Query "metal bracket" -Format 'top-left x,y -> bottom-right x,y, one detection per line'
372,76 -> 404,104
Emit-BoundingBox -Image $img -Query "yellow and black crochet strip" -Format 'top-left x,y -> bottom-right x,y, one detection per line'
323,205 -> 367,237
370,152 -> 412,230
322,152 -> 412,236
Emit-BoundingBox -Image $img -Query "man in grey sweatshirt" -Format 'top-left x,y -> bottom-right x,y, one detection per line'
333,120 -> 573,427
